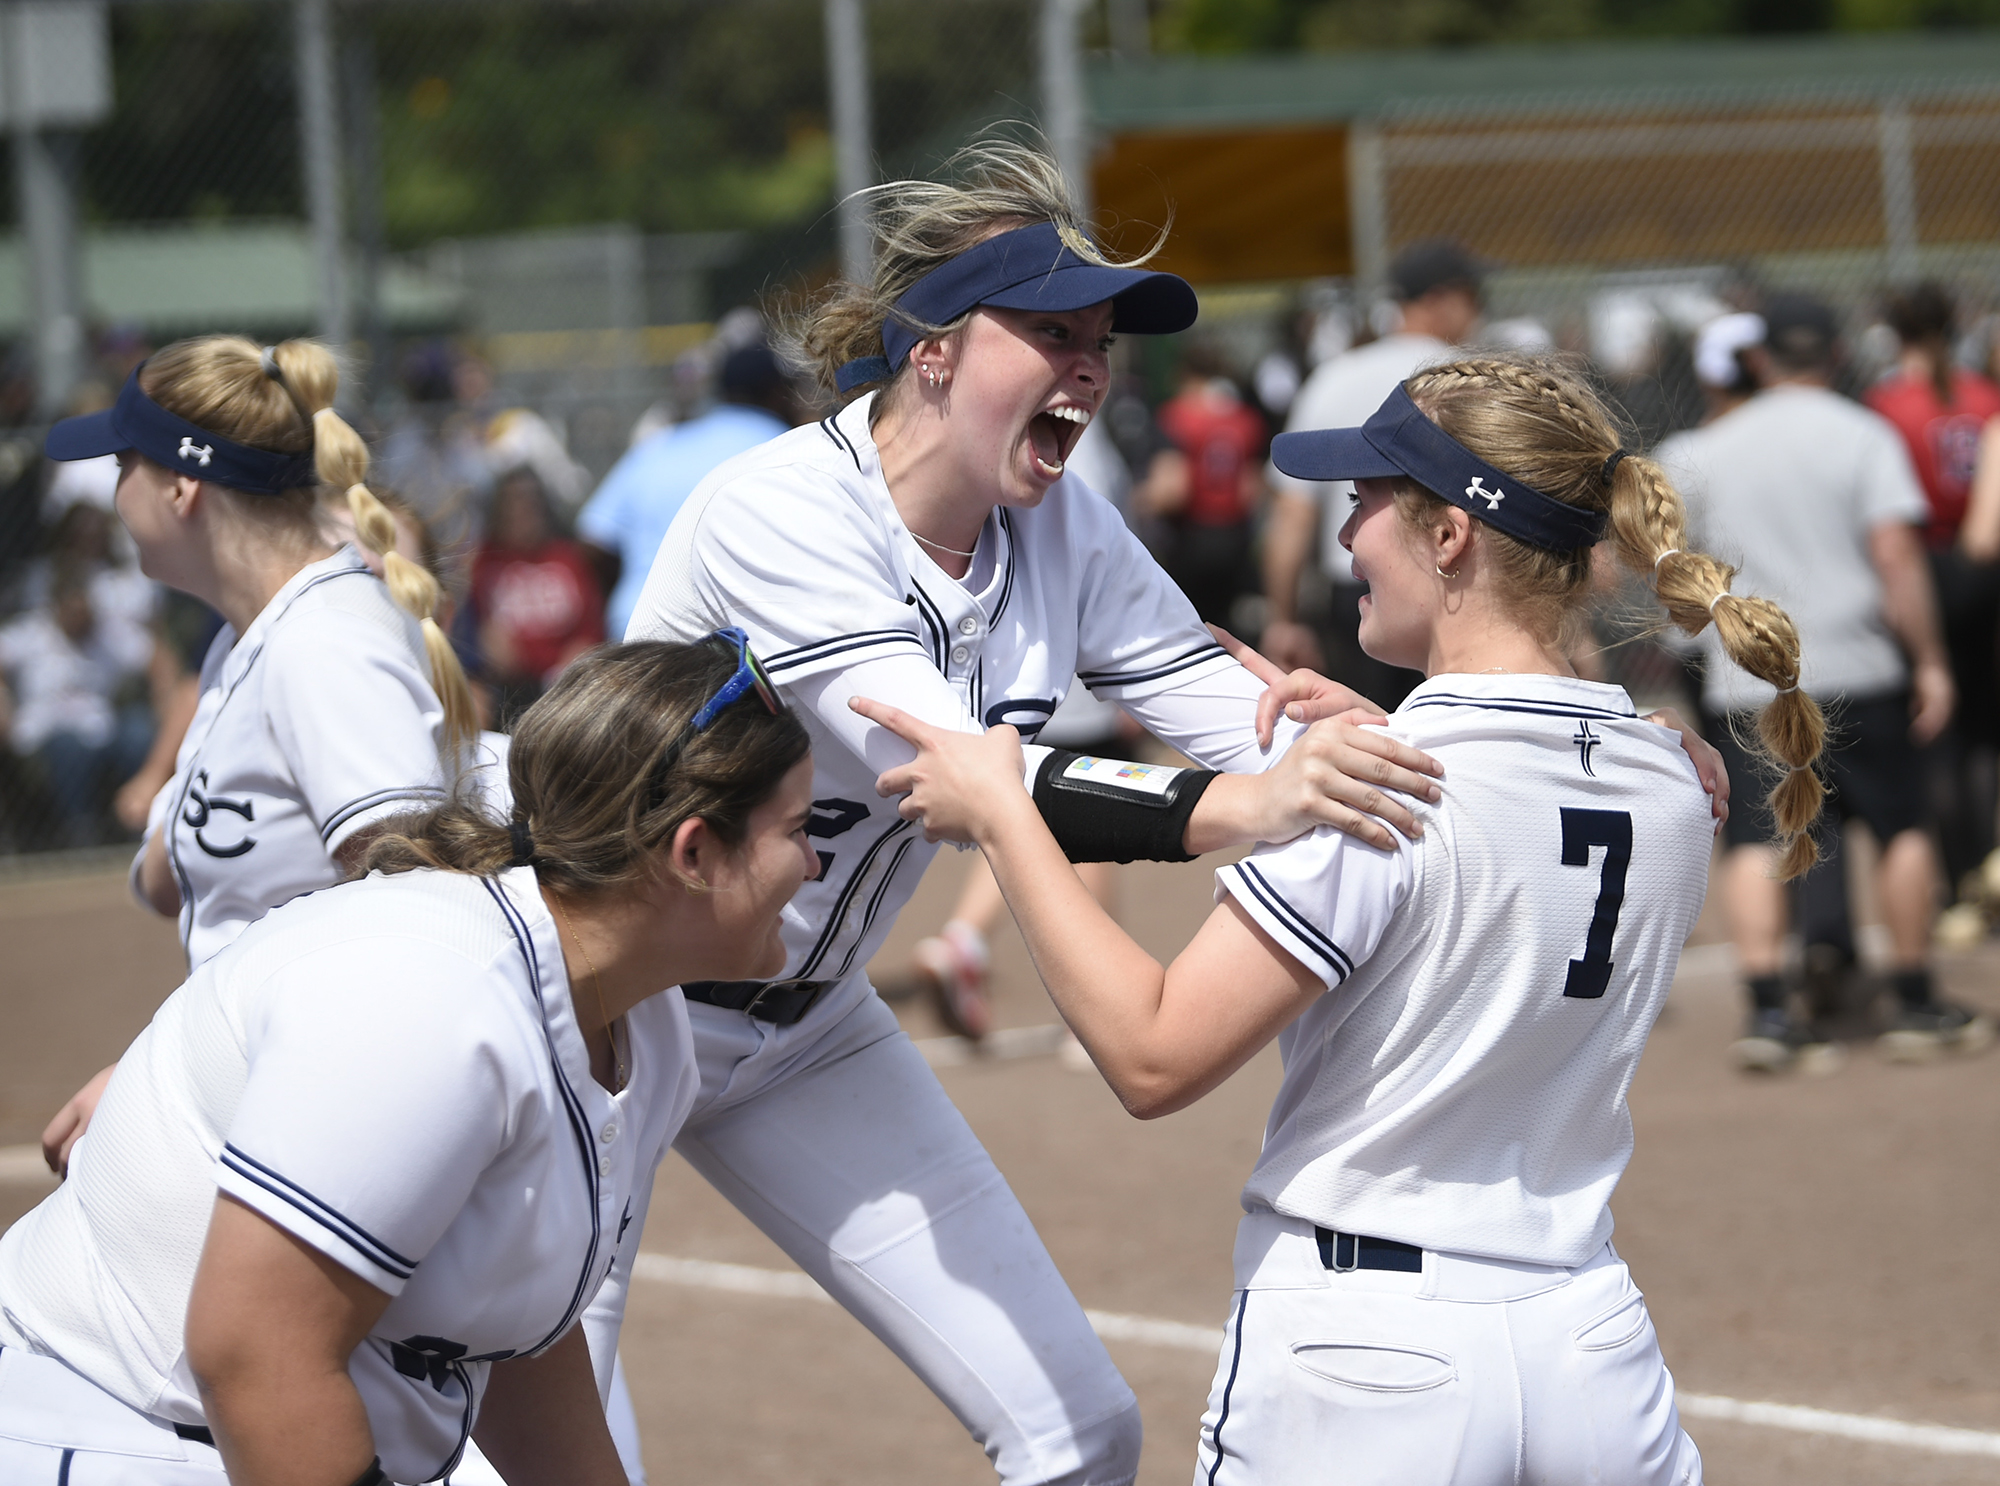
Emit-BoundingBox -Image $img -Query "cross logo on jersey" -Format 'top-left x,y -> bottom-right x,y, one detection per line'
183,770 -> 257,858
177,437 -> 213,467
1573,719 -> 1601,777
1464,477 -> 1504,510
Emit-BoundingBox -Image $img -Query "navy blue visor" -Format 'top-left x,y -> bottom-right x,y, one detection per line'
46,364 -> 320,497
1272,384 -> 1608,552
836,221 -> 1197,393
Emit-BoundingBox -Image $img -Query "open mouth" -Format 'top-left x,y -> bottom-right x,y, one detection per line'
1027,405 -> 1090,479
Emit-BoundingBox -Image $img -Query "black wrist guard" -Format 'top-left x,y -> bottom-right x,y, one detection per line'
1031,750 -> 1218,863
349,1459 -> 388,1486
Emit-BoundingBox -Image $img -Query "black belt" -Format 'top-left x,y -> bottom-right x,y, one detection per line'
1315,1227 -> 1424,1274
683,978 -> 832,1026
175,1422 -> 215,1447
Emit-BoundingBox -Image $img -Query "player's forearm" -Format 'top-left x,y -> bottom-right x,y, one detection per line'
197,1359 -> 377,1486
1183,772 -> 1281,854
472,1325 -> 629,1486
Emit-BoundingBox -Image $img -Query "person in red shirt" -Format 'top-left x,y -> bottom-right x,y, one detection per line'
469,466 -> 606,726
1146,343 -> 1268,625
1867,282 -> 2000,909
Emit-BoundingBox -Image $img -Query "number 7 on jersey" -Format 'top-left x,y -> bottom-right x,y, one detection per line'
1560,808 -> 1632,1000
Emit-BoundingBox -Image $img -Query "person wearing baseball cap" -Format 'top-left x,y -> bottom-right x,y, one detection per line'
1261,237 -> 1493,699
1654,291 -> 1991,1070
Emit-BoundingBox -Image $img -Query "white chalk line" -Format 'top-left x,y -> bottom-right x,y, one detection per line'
630,1253 -> 2000,1460
8,1156 -> 1995,1456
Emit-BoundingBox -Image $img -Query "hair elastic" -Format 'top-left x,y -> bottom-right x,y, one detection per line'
507,820 -> 536,867
260,345 -> 283,380
1775,684 -> 1800,696
1601,449 -> 1631,483
1652,547 -> 1680,572
1708,591 -> 1730,614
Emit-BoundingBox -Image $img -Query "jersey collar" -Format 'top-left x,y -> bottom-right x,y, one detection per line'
1399,672 -> 1639,716
493,865 -> 624,1119
212,545 -> 372,692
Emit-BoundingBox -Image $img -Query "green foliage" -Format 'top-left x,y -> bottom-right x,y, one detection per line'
85,5 -> 301,224
370,2 -> 833,246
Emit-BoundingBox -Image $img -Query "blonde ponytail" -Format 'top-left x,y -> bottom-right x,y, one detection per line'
1400,353 -> 1827,880
270,341 -> 479,760
1605,458 -> 1826,878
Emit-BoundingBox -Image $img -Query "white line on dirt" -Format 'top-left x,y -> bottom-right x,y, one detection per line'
913,1022 -> 1070,1067
631,1253 -> 2000,1459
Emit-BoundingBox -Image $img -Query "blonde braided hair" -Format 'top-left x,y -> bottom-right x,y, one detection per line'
1400,353 -> 1826,878
139,335 -> 478,760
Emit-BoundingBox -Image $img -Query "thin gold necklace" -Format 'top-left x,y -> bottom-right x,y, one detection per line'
553,895 -> 626,1092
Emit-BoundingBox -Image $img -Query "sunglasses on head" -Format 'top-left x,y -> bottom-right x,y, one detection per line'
647,627 -> 782,806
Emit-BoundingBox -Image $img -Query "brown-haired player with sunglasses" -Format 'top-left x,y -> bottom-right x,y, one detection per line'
0,637 -> 814,1486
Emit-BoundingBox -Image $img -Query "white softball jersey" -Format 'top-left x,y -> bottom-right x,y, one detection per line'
138,546 -> 448,967
1217,672 -> 1713,1268
626,392 -> 1302,1003
0,866 -> 695,1483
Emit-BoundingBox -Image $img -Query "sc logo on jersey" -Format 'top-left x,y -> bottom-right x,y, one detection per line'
182,769 -> 257,858
984,696 -> 1060,742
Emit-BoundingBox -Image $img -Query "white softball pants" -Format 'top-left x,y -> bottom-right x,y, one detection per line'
594,984 -> 1142,1486
0,1343 -> 225,1484
1193,1212 -> 1703,1486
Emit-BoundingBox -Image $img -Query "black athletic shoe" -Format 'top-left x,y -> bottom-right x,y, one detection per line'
1732,1007 -> 1843,1075
1878,1000 -> 1997,1062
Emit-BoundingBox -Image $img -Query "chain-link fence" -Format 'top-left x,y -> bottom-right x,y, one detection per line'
0,0 -> 1049,858
1367,84 -> 2000,435
8,9 -> 2000,858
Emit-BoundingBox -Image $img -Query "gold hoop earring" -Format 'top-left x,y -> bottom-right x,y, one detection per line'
1436,562 -> 1459,580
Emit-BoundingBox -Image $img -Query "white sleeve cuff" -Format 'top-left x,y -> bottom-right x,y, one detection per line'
320,787 -> 447,853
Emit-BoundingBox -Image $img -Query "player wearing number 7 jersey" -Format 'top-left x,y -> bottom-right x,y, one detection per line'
864,353 -> 1825,1485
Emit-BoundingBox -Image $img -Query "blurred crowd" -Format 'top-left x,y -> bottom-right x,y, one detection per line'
7,258 -> 2000,1031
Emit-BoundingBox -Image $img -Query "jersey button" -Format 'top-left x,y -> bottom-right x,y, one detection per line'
956,616 -> 977,636
598,1155 -> 613,1177
950,645 -> 970,664
600,1122 -> 619,1143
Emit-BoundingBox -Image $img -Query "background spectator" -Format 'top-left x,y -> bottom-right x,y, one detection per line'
1867,283 -> 2000,929
1144,340 -> 1267,627
0,561 -> 155,847
577,340 -> 798,640
1657,293 -> 1983,1069
1259,238 -> 1487,704
468,466 -> 606,726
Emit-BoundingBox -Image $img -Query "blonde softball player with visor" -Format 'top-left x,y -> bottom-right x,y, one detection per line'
616,143 -> 1477,1486
42,337 -> 476,971
860,354 -> 1818,1485
616,144 -> 1727,1484
0,636 -> 817,1486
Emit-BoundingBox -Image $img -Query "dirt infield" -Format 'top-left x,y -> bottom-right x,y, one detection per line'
4,851 -> 1998,1484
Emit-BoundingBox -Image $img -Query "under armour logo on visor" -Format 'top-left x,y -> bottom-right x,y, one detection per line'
178,437 -> 213,467
1465,477 -> 1503,510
